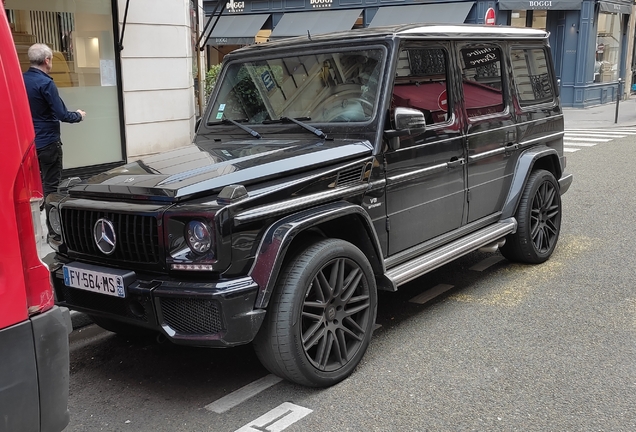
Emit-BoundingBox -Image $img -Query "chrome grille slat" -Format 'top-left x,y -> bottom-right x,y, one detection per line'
61,208 -> 160,264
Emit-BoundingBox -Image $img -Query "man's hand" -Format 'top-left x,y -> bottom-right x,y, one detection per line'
76,109 -> 86,120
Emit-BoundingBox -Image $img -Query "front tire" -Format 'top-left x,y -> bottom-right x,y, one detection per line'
500,169 -> 562,263
253,238 -> 377,387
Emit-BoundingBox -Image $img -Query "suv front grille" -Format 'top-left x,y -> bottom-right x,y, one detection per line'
62,208 -> 160,263
159,298 -> 223,335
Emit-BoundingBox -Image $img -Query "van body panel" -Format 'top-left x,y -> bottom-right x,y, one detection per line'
0,10 -> 71,432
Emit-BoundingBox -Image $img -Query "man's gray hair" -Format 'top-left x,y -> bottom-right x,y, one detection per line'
27,44 -> 53,66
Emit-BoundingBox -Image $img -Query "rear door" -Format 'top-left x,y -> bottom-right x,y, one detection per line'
384,42 -> 466,255
457,42 -> 518,223
509,43 -> 563,156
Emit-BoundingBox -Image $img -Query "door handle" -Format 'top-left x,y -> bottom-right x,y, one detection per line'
504,143 -> 519,156
447,158 -> 464,168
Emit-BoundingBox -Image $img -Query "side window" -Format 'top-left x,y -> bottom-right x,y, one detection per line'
511,48 -> 553,106
392,47 -> 450,125
460,45 -> 505,117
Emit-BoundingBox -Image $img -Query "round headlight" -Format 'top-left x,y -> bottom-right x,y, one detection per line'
48,206 -> 62,235
185,220 -> 212,254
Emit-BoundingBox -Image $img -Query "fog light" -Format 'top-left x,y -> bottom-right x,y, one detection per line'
185,220 -> 212,254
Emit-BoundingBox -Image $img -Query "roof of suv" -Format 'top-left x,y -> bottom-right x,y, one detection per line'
232,24 -> 548,55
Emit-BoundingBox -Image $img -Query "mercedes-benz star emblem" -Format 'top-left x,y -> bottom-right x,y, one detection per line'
93,218 -> 117,255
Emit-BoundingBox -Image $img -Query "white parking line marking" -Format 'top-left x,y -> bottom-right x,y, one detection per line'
206,374 -> 283,414
235,402 -> 312,432
563,136 -> 612,142
564,148 -> 580,153
563,142 -> 597,147
409,284 -> 454,304
469,255 -> 505,272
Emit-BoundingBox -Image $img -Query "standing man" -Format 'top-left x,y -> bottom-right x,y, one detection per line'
23,43 -> 85,200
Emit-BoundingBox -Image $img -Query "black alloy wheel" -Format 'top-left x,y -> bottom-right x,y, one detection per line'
253,238 -> 377,387
500,169 -> 562,264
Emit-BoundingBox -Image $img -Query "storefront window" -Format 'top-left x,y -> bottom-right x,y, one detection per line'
595,12 -> 621,83
510,11 -> 526,28
510,10 -> 546,30
5,0 -> 122,170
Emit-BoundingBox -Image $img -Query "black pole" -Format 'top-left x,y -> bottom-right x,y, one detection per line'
118,0 -> 130,51
197,1 -> 226,51
615,78 -> 623,124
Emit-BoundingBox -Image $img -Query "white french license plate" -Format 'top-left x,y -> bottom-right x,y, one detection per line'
63,264 -> 129,298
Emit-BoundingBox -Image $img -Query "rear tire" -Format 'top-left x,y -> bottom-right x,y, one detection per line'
500,169 -> 562,263
253,238 -> 377,387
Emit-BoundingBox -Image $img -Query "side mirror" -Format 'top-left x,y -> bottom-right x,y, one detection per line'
383,107 -> 427,151
394,107 -> 427,132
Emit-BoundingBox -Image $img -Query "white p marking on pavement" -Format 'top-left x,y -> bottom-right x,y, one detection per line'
234,402 -> 313,432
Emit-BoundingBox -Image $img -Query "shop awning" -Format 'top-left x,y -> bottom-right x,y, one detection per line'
368,3 -> 474,27
206,14 -> 270,45
598,0 -> 632,14
498,0 -> 583,10
269,9 -> 362,38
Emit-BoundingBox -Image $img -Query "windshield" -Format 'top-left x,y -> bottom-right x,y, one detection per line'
208,48 -> 384,125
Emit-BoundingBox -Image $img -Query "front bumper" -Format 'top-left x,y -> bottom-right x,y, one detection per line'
50,257 -> 265,347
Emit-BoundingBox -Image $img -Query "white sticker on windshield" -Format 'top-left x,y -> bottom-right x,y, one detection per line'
219,104 -> 226,111
216,112 -> 223,120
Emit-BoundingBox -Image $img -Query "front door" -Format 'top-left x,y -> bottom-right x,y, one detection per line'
384,43 -> 466,256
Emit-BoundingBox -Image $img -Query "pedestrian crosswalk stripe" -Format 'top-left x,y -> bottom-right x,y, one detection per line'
563,136 -> 612,142
563,142 -> 597,147
565,134 -> 625,139
566,128 -> 636,133
561,128 -> 634,154
567,131 -> 631,136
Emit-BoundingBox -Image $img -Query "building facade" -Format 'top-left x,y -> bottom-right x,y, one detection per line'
5,0 -> 203,175
204,0 -> 633,107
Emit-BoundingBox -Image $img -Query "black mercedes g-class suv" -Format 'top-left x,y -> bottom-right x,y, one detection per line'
47,24 -> 572,387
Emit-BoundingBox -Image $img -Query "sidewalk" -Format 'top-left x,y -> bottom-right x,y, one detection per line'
563,96 -> 636,129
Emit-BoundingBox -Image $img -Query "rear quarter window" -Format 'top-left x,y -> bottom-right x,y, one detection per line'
510,48 -> 554,107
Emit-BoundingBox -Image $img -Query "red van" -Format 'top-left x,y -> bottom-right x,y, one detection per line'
0,10 -> 71,432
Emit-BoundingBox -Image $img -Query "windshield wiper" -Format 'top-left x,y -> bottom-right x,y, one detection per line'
207,117 -> 261,139
266,116 -> 327,139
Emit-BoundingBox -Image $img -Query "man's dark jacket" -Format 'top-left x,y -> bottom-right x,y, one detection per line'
23,67 -> 82,149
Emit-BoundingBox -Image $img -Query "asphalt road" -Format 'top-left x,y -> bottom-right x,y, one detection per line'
65,131 -> 636,432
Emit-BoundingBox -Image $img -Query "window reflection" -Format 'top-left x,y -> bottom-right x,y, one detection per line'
595,12 -> 621,83
5,0 -> 122,169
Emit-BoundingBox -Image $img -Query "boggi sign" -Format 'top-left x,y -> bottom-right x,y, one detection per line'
528,0 -> 552,7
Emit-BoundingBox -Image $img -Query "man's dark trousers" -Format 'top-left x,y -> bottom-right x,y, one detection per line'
37,141 -> 63,198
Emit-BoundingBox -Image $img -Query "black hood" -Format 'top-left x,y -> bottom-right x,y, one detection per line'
70,138 -> 373,202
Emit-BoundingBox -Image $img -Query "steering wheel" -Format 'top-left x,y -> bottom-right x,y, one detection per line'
348,97 -> 374,114
322,97 -> 374,122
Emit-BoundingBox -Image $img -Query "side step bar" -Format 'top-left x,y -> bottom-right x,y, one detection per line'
385,218 -> 517,288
